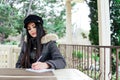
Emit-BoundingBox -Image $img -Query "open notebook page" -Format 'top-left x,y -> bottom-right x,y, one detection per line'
26,69 -> 54,73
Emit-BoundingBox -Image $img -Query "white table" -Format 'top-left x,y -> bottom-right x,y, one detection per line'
54,69 -> 93,80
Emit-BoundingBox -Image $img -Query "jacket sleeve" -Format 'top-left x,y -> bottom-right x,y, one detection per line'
45,41 -> 66,69
16,42 -> 26,68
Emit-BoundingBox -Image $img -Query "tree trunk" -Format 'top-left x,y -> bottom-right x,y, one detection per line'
19,0 -> 33,47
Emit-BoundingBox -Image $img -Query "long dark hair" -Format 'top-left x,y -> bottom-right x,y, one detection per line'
21,22 -> 46,68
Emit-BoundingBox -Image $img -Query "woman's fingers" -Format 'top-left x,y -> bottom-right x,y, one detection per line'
32,62 -> 49,70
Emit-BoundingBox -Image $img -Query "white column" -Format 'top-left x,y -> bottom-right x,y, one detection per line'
65,0 -> 73,68
97,0 -> 111,80
65,0 -> 72,44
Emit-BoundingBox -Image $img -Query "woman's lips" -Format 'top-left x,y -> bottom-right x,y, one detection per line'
32,33 -> 36,35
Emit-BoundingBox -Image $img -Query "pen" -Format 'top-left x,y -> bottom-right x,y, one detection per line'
36,55 -> 42,62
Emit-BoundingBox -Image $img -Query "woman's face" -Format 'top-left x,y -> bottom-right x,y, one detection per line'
27,22 -> 37,38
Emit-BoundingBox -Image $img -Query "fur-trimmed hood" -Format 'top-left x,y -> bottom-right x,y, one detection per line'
41,33 -> 58,44
24,33 -> 58,44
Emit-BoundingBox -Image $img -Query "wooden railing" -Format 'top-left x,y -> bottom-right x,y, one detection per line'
58,44 -> 120,80
0,45 -> 20,68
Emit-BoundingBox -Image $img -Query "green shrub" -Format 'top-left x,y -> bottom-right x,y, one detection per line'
72,50 -> 83,59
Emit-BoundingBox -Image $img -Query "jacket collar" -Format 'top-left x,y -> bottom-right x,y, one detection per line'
41,33 -> 58,44
24,33 -> 58,44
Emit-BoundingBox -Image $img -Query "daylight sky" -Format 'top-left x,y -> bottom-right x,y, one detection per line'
72,2 -> 90,31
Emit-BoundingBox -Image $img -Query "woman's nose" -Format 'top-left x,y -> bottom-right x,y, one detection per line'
30,28 -> 34,31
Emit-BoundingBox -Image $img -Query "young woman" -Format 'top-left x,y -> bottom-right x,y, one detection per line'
16,14 -> 66,70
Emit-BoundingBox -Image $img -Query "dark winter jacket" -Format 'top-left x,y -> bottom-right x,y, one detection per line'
16,34 -> 66,69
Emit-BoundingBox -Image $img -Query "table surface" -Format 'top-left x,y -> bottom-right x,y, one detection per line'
0,68 -> 93,80
54,69 -> 93,80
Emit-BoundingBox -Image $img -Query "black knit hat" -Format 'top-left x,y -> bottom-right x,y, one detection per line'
24,14 -> 43,28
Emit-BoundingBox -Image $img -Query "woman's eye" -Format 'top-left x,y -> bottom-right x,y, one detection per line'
33,26 -> 36,28
27,28 -> 31,31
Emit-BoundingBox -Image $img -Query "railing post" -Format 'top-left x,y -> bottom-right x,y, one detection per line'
97,0 -> 111,79
65,45 -> 73,68
99,48 -> 111,80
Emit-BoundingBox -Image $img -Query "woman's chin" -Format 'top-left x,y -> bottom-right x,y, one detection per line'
31,35 -> 37,38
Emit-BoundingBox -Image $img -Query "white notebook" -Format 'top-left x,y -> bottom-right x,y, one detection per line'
26,69 -> 54,73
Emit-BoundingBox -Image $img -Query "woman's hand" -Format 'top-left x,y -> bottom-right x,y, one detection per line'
31,62 -> 50,70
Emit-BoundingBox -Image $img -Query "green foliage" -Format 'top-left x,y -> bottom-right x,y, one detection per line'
111,72 -> 120,80
2,41 -> 18,45
115,0 -> 120,3
72,50 -> 99,61
89,23 -> 99,45
87,0 -> 99,45
44,13 -> 66,37
81,32 -> 87,38
45,0 -> 58,3
0,4 -> 23,38
110,1 -> 120,75
110,1 -> 120,46
0,26 -> 12,38
0,0 -> 66,44
41,0 -> 65,37
72,50 -> 83,59
111,48 -> 120,74
91,53 -> 99,61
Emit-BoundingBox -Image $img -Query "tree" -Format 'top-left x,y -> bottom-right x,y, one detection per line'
0,0 -> 66,44
87,0 -> 120,46
110,0 -> 120,75
110,0 -> 120,46
85,0 -> 98,45
0,4 -> 23,43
